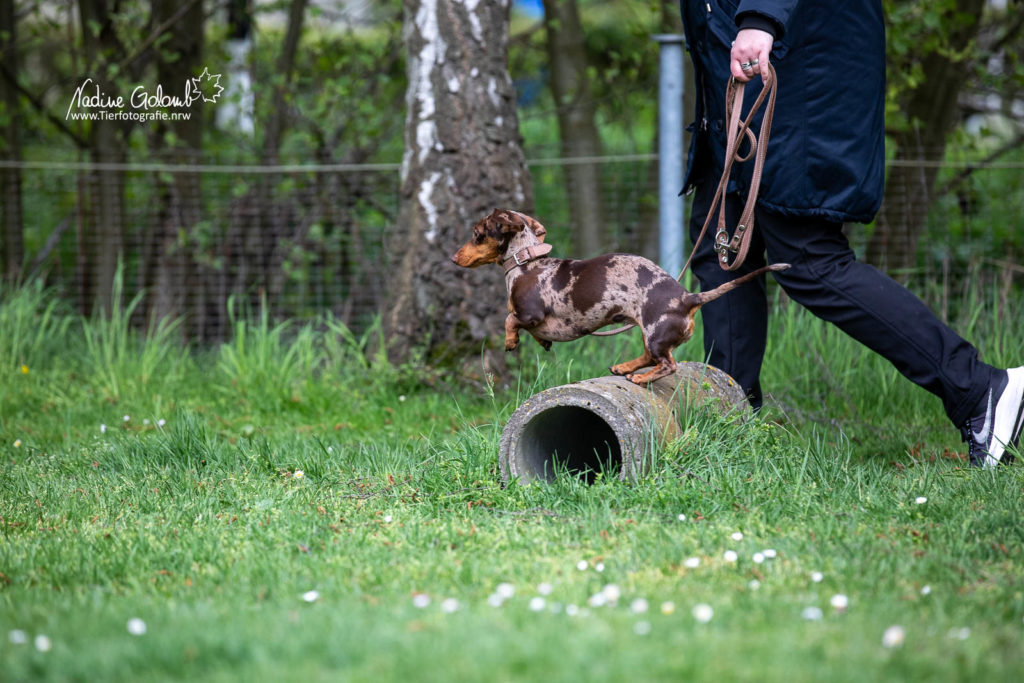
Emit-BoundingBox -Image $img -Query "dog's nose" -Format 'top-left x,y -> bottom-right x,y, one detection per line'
450,254 -> 458,264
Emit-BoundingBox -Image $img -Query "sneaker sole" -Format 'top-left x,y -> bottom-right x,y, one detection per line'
986,366 -> 1024,467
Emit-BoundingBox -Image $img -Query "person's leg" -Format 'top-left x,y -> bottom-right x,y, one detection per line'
688,182 -> 768,409
755,207 -> 997,428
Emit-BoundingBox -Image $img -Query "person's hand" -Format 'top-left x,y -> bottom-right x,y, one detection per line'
731,28 -> 773,83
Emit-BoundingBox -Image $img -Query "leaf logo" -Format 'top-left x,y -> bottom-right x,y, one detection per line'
190,67 -> 224,105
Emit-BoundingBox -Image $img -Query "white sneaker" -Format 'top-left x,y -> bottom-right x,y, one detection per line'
962,367 -> 1024,467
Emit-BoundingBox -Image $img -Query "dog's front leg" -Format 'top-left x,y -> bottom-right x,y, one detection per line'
504,313 -> 525,351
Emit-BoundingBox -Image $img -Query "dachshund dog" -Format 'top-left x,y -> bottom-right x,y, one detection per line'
451,209 -> 788,384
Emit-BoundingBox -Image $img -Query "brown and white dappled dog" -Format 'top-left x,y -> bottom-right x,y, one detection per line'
451,209 -> 789,384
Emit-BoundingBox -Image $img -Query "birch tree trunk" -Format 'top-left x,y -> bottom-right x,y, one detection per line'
386,0 -> 533,371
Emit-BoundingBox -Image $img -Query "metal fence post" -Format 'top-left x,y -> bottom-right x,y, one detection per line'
653,34 -> 686,278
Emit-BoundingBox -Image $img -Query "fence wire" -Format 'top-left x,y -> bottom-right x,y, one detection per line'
1,155 -> 1021,341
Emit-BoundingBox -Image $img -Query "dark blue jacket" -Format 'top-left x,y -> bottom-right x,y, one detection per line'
681,0 -> 886,223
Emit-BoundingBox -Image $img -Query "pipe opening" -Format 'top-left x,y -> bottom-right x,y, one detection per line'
516,405 -> 622,483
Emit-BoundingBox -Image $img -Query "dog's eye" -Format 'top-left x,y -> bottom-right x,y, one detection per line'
473,234 -> 484,244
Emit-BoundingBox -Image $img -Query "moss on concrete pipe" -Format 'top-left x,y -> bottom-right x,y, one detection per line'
498,362 -> 748,484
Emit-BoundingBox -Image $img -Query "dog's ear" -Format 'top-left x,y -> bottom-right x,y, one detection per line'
517,213 -> 547,243
495,209 -> 547,242
490,209 -> 526,235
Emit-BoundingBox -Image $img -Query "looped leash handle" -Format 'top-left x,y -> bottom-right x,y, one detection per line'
712,63 -> 777,271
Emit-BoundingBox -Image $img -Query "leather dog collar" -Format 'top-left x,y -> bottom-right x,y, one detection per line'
503,243 -> 552,273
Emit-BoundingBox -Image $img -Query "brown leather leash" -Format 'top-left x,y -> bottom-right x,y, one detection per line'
593,63 -> 778,337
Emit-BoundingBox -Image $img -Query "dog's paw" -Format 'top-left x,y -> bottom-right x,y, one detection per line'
609,364 -> 626,376
504,339 -> 519,352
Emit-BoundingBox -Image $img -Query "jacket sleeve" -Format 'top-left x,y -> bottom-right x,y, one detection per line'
735,0 -> 802,40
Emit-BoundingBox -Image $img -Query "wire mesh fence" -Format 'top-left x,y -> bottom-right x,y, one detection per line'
2,155 -> 1022,342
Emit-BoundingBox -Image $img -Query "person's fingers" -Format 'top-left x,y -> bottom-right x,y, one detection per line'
756,46 -> 771,83
731,28 -> 774,82
731,56 -> 751,81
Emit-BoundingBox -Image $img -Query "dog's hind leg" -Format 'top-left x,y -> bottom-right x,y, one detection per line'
611,349 -> 654,376
627,356 -> 677,384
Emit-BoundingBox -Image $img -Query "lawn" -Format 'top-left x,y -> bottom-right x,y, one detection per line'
1,281 -> 1023,682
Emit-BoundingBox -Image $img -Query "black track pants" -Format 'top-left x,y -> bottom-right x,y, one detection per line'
687,181 -> 996,426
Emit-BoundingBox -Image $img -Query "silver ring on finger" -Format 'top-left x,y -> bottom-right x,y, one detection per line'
740,61 -> 753,70
750,58 -> 760,66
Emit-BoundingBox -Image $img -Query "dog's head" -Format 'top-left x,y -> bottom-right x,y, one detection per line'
451,209 -> 547,268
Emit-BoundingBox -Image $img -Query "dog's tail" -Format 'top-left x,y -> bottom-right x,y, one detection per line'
692,263 -> 790,307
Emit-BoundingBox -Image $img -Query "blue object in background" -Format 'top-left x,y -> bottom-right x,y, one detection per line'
514,0 -> 544,20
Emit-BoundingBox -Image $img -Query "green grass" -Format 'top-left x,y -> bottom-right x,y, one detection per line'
1,281 -> 1023,682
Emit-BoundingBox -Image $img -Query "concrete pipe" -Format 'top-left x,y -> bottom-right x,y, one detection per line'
498,362 -> 748,484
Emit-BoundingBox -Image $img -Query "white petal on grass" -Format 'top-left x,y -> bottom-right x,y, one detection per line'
412,593 -> 431,609
576,560 -> 589,571
123,415 -> 130,422
920,585 -> 932,596
529,597 -> 546,612
684,557 -> 700,569
731,532 -> 743,541
801,606 -> 824,621
723,550 -> 738,563
293,470 -> 305,479
382,514 -> 393,523
588,593 -> 607,608
692,603 -> 714,623
882,625 -> 906,648
634,620 -> 652,636
752,552 -> 765,564
157,419 -> 166,427
302,590 -> 320,603
811,571 -> 824,583
8,629 -> 27,645
487,593 -> 504,607
947,627 -> 971,641
915,496 -> 928,505
126,618 -> 147,636
602,584 -> 621,603
34,634 -> 52,652
660,601 -> 676,615
100,424 -> 107,434
595,562 -> 605,573
537,582 -> 553,596
566,604 -> 580,616
763,549 -> 777,559
830,594 -> 849,611
440,598 -> 460,614
678,514 -> 687,521
748,579 -> 761,590
496,582 -> 515,599
630,598 -> 649,614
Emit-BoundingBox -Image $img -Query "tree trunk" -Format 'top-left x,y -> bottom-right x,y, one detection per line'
541,0 -> 608,256
146,0 -> 205,336
249,0 -> 306,313
866,0 -> 986,274
386,0 -> 533,372
77,0 -> 125,316
0,0 -> 24,283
